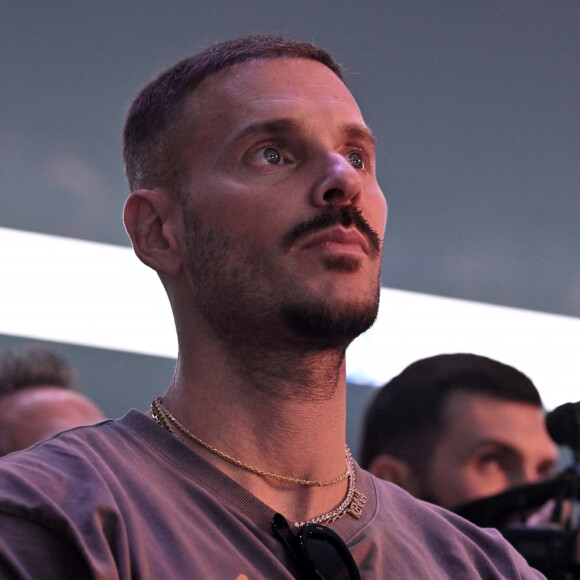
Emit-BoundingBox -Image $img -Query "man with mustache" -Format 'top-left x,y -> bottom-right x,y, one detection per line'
0,35 -> 544,578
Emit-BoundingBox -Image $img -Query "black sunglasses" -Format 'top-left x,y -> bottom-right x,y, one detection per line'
272,513 -> 361,580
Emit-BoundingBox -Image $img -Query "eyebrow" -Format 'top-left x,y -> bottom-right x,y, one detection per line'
229,119 -> 302,143
460,439 -> 518,462
474,440 -> 518,454
341,122 -> 377,151
471,440 -> 556,472
223,118 -> 376,152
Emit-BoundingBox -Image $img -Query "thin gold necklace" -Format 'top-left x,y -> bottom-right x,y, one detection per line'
151,396 -> 350,487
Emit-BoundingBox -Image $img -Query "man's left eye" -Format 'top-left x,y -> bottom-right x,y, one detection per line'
347,152 -> 364,169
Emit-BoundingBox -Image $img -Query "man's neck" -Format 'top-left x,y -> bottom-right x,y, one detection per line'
158,345 -> 350,523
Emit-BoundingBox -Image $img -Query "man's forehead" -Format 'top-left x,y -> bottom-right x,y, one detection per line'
442,391 -> 548,442
442,392 -> 514,432
190,57 -> 357,110
190,61 -> 366,144
445,390 -> 527,412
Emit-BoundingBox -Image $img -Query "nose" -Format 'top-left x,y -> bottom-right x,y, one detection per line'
516,465 -> 541,487
311,152 -> 363,207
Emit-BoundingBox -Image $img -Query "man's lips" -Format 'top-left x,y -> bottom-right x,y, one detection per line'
297,227 -> 370,255
282,204 -> 382,258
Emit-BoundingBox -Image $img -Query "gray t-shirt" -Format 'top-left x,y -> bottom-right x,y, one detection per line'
0,410 -> 544,578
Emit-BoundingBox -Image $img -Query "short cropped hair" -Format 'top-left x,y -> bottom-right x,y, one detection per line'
359,353 -> 543,473
0,345 -> 80,397
123,34 -> 344,194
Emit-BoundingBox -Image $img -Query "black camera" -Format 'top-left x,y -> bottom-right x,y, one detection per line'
454,466 -> 580,579
454,402 -> 580,579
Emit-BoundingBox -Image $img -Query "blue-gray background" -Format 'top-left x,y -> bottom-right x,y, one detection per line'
1,1 -> 578,456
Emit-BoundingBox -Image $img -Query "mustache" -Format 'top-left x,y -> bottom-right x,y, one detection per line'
282,205 -> 382,257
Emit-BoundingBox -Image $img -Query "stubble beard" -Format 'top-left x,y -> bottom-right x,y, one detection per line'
280,276 -> 381,350
183,206 -> 382,354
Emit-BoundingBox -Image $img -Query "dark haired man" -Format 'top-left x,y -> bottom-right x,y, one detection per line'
0,37 -> 544,578
360,353 -> 557,509
0,344 -> 105,455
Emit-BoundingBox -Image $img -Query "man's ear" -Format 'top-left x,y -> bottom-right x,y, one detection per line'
367,455 -> 420,496
123,189 -> 182,276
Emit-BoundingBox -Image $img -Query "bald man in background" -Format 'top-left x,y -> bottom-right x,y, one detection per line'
0,344 -> 105,455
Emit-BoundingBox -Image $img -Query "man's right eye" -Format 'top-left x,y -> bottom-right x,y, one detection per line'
262,147 -> 282,164
479,453 -> 501,466
248,144 -> 295,167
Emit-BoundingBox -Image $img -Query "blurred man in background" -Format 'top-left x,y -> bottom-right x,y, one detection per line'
0,344 -> 105,455
360,352 -> 557,509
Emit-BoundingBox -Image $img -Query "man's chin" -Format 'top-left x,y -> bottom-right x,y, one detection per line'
281,295 -> 379,349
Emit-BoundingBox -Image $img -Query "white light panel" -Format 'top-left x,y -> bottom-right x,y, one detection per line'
1,227 -> 578,409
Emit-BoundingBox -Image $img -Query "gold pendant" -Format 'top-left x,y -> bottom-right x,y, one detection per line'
346,489 -> 366,520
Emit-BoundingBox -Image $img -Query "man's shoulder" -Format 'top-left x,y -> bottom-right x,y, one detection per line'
356,471 -> 545,578
0,410 -> 168,533
0,411 -> 147,498
369,472 -> 505,539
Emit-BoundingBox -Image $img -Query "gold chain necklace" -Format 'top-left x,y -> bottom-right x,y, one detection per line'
151,396 -> 350,487
292,448 -> 360,528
